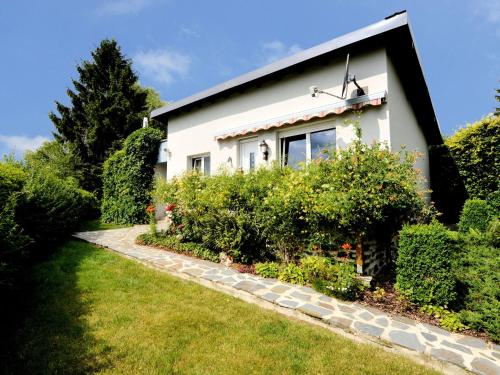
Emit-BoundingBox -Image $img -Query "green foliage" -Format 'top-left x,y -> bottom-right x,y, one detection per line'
445,115 -> 500,199
458,199 -> 495,233
278,263 -> 306,285
16,172 -> 97,246
396,221 -> 457,306
24,141 -> 81,185
159,120 -> 428,264
254,262 -> 280,278
420,305 -> 467,332
373,287 -> 386,301
0,163 -> 26,207
454,235 -> 499,341
50,39 -> 149,195
300,256 -> 333,281
101,127 -> 163,224
137,232 -> 219,262
312,260 -> 364,301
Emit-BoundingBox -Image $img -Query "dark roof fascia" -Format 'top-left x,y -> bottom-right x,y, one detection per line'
151,12 -> 409,120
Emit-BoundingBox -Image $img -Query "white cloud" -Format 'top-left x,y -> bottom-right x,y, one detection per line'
0,134 -> 49,156
180,27 -> 200,38
96,0 -> 162,16
262,40 -> 302,64
134,49 -> 191,85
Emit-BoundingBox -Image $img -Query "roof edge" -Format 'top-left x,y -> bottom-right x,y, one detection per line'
151,11 -> 408,119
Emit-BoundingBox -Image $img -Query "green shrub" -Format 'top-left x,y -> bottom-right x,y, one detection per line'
454,239 -> 499,341
101,127 -> 163,224
278,263 -> 305,285
420,305 -> 467,332
445,115 -> 499,199
137,232 -> 219,262
396,221 -> 457,306
16,172 -> 97,246
254,262 -> 280,278
300,256 -> 333,281
458,199 -> 495,233
0,163 -> 26,208
311,260 -> 364,301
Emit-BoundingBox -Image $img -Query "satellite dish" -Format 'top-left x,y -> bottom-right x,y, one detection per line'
341,54 -> 350,99
309,54 -> 365,100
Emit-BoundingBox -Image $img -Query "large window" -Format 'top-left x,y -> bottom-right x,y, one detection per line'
281,127 -> 336,167
190,155 -> 210,175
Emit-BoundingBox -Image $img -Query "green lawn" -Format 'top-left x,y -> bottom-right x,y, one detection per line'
1,241 -> 441,375
78,219 -> 131,231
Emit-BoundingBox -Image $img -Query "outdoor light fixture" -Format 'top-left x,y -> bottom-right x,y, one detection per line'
259,140 -> 269,161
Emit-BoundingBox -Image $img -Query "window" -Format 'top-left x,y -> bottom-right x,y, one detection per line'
281,127 -> 336,167
190,155 -> 211,175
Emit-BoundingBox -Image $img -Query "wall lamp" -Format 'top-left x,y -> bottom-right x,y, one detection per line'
259,140 -> 269,161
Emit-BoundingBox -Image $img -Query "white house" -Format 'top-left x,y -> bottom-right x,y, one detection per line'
152,11 -> 442,192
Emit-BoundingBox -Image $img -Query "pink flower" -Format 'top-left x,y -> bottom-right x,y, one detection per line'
178,224 -> 185,231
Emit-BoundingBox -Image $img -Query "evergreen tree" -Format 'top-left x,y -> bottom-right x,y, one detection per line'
50,39 -> 148,195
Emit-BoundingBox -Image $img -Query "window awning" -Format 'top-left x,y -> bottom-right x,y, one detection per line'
214,91 -> 387,141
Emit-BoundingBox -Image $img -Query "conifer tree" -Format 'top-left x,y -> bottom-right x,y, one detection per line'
50,39 -> 148,195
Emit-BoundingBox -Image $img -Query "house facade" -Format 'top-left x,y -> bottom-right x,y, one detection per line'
152,11 -> 442,194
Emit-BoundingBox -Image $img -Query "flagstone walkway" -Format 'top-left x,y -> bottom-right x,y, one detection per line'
74,225 -> 499,375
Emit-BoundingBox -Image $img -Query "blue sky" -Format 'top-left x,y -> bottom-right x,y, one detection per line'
0,0 -> 499,157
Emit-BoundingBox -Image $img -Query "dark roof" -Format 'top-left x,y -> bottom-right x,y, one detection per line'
151,11 -> 442,145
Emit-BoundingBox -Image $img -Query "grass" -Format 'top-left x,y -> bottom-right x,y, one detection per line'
1,241 -> 441,375
78,219 -> 131,231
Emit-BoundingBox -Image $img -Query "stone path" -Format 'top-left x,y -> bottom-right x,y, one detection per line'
74,226 -> 500,375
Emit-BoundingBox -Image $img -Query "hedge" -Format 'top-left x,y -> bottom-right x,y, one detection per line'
445,115 -> 499,199
396,221 -> 457,306
458,199 -> 495,233
101,127 -> 163,224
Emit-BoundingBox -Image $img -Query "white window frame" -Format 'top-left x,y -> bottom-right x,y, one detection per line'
189,153 -> 211,175
279,120 -> 336,166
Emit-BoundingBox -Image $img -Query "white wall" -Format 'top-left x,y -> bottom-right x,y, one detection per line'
164,47 -> 390,179
386,54 -> 430,191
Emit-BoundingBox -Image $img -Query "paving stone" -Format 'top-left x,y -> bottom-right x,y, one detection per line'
492,352 -> 500,360
421,332 -> 437,342
327,316 -> 353,330
297,286 -> 316,294
392,316 -> 416,326
297,304 -> 333,319
358,311 -> 374,321
220,269 -> 235,276
261,292 -> 280,303
220,277 -> 237,285
430,348 -> 464,368
318,295 -> 334,303
290,291 -> 312,302
422,323 -> 451,337
271,285 -> 290,294
353,321 -> 384,338
456,336 -> 487,349
276,299 -> 299,309
183,268 -> 204,276
391,321 -> 409,330
389,330 -> 425,353
470,358 -> 500,375
441,340 -> 473,354
318,302 -> 335,311
375,317 -> 389,327
201,273 -> 223,281
233,280 -> 266,293
338,305 -> 357,314
362,305 -> 386,317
